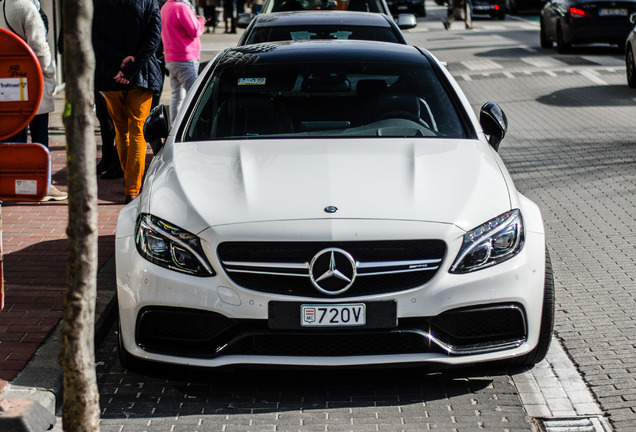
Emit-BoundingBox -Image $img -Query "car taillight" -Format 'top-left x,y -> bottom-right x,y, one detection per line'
569,7 -> 590,17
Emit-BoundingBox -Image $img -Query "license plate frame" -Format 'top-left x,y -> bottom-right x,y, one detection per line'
268,300 -> 397,330
301,303 -> 365,327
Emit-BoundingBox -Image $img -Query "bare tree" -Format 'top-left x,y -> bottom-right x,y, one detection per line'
59,0 -> 101,429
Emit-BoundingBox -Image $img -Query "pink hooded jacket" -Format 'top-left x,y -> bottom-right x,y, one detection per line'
161,0 -> 206,62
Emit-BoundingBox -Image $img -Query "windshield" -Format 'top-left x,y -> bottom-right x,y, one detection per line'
184,59 -> 469,141
244,25 -> 402,44
264,0 -> 384,13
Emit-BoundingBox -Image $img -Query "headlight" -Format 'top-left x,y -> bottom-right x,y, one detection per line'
135,214 -> 215,277
450,209 -> 524,273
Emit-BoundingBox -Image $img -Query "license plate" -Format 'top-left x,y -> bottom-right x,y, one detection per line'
301,303 -> 365,327
398,5 -> 408,10
598,8 -> 628,16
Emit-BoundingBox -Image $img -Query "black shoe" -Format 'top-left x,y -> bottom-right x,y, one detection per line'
96,159 -> 110,175
101,165 -> 124,179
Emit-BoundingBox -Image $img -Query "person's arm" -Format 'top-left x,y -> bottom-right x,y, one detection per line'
121,0 -> 162,80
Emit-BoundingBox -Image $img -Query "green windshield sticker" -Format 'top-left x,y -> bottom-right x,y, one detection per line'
238,77 -> 266,85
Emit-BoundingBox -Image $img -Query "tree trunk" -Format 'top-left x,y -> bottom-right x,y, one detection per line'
59,0 -> 100,429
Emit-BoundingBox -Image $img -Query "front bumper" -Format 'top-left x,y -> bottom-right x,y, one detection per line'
116,218 -> 546,367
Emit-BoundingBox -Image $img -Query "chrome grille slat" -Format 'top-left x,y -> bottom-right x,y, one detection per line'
217,240 -> 446,297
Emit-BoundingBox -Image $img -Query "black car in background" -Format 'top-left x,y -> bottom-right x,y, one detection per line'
540,0 -> 636,52
238,0 -> 418,29
238,11 -> 410,45
386,0 -> 426,16
626,13 -> 636,86
472,0 -> 507,18
506,0 -> 545,13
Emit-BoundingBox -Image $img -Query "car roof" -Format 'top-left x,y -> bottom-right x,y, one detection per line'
250,10 -> 393,27
221,39 -> 428,65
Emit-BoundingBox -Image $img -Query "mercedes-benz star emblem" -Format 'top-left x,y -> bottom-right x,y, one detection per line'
309,248 -> 357,295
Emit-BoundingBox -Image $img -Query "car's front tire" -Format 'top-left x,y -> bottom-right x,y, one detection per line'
508,248 -> 555,367
118,319 -> 144,372
627,45 -> 636,88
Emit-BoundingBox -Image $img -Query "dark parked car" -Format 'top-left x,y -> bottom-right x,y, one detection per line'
506,0 -> 545,13
472,0 -> 507,18
386,0 -> 426,16
238,0 -> 418,29
540,0 -> 636,52
238,11 -> 409,45
626,13 -> 636,86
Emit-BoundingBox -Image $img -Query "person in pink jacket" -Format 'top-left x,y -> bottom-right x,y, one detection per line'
161,0 -> 208,124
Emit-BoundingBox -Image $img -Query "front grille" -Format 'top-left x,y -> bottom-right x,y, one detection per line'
135,304 -> 526,359
217,240 -> 446,297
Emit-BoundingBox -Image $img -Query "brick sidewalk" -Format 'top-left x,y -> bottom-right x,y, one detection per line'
0,92 -> 128,394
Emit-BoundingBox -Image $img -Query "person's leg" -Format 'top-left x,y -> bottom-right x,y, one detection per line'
183,61 -> 199,92
28,114 -> 49,148
95,91 -> 118,173
123,87 -> 154,198
103,90 -> 131,178
165,62 -> 187,125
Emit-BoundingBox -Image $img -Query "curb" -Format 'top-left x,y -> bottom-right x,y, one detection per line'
0,254 -> 117,429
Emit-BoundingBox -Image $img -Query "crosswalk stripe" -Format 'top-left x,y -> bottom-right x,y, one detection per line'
461,59 -> 504,70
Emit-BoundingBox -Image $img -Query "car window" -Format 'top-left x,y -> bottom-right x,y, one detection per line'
265,0 -> 384,13
185,59 -> 468,141
244,25 -> 402,44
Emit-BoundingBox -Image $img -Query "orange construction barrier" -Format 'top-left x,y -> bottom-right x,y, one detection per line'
0,28 -> 49,310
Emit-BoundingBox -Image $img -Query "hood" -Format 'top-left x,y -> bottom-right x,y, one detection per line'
148,138 -> 512,233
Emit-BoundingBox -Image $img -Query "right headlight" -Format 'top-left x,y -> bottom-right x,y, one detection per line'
450,209 -> 524,274
135,214 -> 215,277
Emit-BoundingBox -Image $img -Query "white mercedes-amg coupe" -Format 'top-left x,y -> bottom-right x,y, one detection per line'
116,40 -> 554,370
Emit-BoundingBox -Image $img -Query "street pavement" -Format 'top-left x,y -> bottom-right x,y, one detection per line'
0,9 -> 630,431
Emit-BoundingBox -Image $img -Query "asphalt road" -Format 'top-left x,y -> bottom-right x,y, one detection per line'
81,5 -> 635,432
406,4 -> 636,431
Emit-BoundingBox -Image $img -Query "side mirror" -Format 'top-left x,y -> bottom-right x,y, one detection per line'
396,13 -> 417,29
630,12 -> 636,24
479,101 -> 507,151
237,12 -> 254,29
143,104 -> 170,153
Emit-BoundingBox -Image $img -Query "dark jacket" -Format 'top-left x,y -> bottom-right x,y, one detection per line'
93,0 -> 163,92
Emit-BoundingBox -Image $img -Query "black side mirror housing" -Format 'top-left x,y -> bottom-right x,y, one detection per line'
396,13 -> 417,29
143,104 -> 170,153
237,12 -> 254,29
479,101 -> 508,151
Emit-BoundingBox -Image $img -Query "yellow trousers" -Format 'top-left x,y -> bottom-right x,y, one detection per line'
103,88 -> 154,196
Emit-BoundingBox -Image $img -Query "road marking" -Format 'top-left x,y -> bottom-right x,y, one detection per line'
461,59 -> 504,70
579,70 -> 608,85
520,56 -> 567,68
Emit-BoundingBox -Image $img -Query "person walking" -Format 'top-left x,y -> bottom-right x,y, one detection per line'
93,0 -> 163,204
223,0 -> 236,33
443,0 -> 472,30
161,0 -> 207,125
1,0 -> 67,201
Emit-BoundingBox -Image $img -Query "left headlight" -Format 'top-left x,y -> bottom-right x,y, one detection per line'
450,209 -> 524,274
135,214 -> 215,277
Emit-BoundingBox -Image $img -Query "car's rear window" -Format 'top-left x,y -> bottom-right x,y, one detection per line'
184,60 -> 469,141
266,0 -> 384,13
244,25 -> 402,44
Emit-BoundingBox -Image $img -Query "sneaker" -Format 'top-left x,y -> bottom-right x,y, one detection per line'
42,185 -> 68,201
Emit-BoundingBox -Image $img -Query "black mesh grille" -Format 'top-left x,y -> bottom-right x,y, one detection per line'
217,240 -> 446,297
